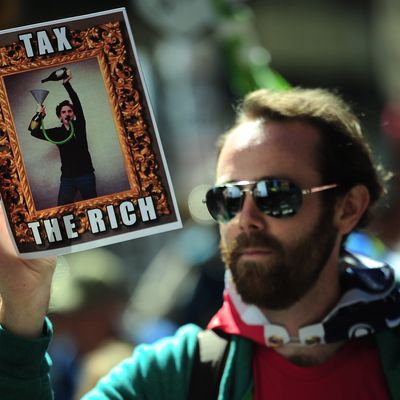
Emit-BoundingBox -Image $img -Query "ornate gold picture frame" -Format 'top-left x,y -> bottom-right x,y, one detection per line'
0,9 -> 181,256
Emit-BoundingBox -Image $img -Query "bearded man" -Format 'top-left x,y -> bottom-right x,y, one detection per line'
0,88 -> 399,399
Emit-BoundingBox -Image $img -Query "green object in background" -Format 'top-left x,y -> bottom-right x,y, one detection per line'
223,36 -> 291,96
211,0 -> 291,96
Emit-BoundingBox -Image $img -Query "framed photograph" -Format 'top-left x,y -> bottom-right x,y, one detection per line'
0,8 -> 182,257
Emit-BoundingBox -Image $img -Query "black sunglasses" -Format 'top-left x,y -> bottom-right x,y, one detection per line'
204,178 -> 338,223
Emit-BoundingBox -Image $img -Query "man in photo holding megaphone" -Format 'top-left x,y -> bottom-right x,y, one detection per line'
29,67 -> 97,206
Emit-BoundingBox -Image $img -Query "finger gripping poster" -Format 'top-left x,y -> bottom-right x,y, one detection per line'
0,8 -> 182,257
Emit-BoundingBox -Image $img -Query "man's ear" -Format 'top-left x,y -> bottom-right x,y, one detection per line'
333,185 -> 370,234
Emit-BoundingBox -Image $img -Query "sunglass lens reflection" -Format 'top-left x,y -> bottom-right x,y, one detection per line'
254,180 -> 302,217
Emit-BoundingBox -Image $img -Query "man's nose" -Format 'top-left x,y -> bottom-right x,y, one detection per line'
238,193 -> 267,233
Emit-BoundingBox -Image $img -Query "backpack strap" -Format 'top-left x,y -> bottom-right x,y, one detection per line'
188,329 -> 230,400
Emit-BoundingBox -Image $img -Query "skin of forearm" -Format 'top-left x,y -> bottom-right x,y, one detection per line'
0,297 -> 48,338
0,258 -> 56,338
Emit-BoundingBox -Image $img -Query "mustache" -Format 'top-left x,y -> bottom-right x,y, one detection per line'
221,232 -> 283,265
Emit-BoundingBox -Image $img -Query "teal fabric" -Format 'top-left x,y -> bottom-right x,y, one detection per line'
376,328 -> 400,400
218,335 -> 253,400
0,318 -> 53,399
0,320 -> 399,399
82,324 -> 253,400
82,324 -> 202,399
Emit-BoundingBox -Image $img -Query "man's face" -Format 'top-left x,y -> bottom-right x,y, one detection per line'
60,105 -> 75,125
217,120 -> 340,310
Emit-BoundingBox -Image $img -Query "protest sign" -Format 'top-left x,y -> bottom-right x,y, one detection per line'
0,8 -> 182,257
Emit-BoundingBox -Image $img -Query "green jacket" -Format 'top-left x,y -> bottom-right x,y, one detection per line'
0,322 -> 399,399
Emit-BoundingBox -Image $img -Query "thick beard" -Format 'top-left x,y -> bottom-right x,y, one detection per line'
220,204 -> 338,310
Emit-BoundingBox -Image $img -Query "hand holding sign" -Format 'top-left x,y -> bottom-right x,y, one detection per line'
0,204 -> 56,337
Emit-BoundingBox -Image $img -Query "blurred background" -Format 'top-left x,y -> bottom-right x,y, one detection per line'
2,0 -> 400,398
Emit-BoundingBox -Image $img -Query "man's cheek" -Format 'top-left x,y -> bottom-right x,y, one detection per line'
219,225 -> 230,247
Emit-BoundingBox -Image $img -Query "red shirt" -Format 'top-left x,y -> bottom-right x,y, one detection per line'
253,337 -> 390,400
208,292 -> 391,399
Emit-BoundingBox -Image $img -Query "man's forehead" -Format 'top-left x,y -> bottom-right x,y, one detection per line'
227,119 -> 266,149
217,119 -> 322,183
224,119 -> 321,152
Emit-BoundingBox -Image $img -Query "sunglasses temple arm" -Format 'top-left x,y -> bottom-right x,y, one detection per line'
302,183 -> 338,195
